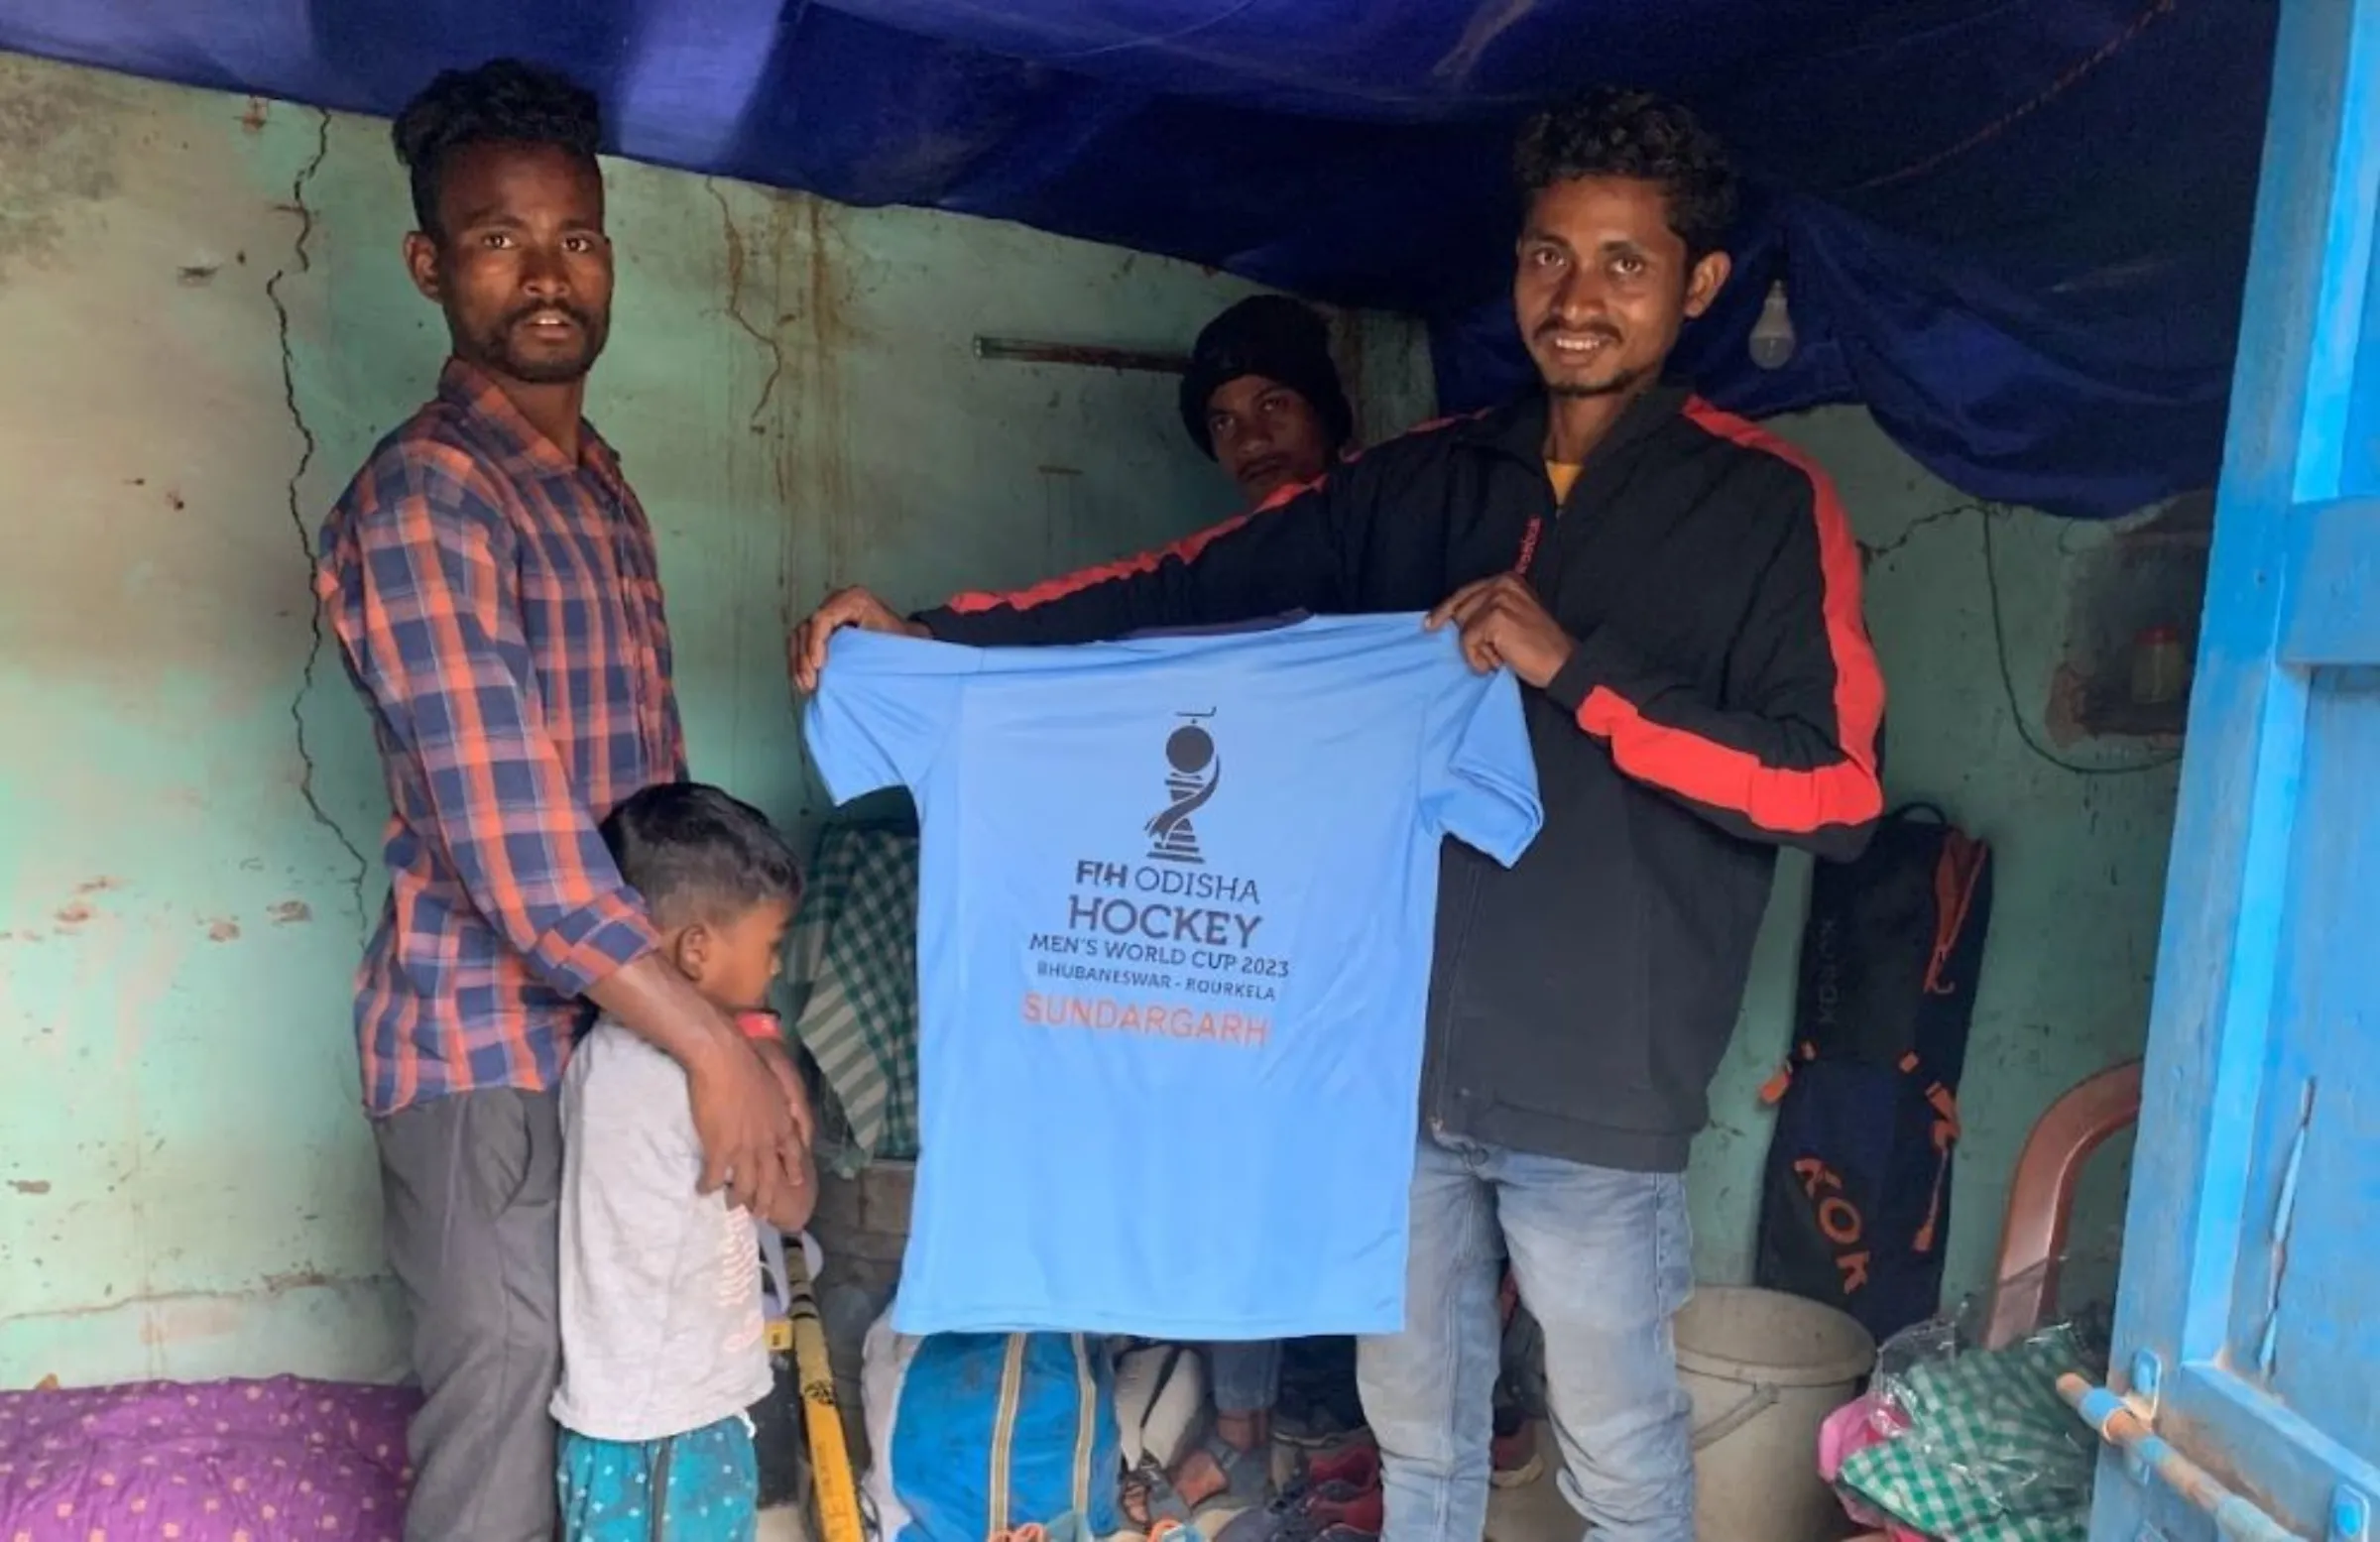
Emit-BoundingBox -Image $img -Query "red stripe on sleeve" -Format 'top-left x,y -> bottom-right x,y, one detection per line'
1575,401 -> 1885,835
943,409 -> 1492,618
944,482 -> 1301,617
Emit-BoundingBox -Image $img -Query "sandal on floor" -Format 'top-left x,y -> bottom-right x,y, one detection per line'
1177,1429 -> 1274,1529
1124,1459 -> 1198,1533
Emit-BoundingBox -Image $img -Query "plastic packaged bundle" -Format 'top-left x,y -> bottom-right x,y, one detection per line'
1826,1266 -> 2112,1542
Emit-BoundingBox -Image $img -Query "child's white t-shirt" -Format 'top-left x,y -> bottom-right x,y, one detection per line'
550,1018 -> 772,1442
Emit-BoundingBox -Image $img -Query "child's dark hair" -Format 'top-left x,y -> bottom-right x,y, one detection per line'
1512,87 -> 1738,260
392,58 -> 602,239
601,782 -> 802,928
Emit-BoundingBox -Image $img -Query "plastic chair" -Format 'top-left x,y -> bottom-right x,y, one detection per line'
1978,1059 -> 2143,1350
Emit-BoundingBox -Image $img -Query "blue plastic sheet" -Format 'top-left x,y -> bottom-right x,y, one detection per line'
0,0 -> 2276,517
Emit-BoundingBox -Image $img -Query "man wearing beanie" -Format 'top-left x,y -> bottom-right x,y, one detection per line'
796,88 -> 1884,1542
1152,297 -> 1546,1528
1096,296 -> 1347,1531
1179,295 -> 1356,503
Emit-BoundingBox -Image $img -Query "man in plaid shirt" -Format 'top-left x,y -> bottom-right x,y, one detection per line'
318,59 -> 806,1542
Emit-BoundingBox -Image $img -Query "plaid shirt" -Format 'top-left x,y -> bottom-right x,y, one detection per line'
319,359 -> 686,1117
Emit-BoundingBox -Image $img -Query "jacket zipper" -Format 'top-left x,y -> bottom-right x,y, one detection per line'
1426,863 -> 1486,1137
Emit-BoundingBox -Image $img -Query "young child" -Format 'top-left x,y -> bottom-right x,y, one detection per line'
551,780 -> 817,1541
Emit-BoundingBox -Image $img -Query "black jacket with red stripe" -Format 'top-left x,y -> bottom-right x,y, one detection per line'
917,386 -> 1886,1173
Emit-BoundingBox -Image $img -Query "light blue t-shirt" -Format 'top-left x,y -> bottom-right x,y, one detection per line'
804,613 -> 1543,1338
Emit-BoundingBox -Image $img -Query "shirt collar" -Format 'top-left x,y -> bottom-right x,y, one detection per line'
436,357 -> 622,482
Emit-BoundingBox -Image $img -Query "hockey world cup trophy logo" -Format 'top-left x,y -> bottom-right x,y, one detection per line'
1146,710 -> 1221,865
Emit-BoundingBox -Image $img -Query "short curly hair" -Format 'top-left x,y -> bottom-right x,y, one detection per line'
1513,88 -> 1738,260
393,59 -> 603,238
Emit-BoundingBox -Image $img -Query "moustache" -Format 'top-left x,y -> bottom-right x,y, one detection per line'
505,301 -> 595,331
1536,321 -> 1622,346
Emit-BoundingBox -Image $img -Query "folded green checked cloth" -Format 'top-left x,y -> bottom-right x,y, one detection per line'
1838,1323 -> 2104,1542
785,822 -> 921,1172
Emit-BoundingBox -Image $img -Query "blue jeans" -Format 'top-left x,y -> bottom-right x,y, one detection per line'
1207,1339 -> 1282,1415
1357,1130 -> 1695,1542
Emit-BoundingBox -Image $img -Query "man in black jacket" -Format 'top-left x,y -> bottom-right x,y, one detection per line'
792,89 -> 1884,1542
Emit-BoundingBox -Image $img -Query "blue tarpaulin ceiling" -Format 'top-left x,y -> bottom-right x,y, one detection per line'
0,1 -> 2276,518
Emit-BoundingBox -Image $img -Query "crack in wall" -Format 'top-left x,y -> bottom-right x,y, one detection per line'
0,1272 -> 396,1327
706,177 -> 786,430
267,108 -> 372,934
1859,500 -> 1993,569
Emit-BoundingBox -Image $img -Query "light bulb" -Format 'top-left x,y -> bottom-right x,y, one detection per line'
1749,279 -> 1796,370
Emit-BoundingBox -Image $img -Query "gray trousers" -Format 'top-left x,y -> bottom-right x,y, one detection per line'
376,1087 -> 564,1542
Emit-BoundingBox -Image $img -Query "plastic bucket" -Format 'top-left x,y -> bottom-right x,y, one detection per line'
1676,1285 -> 1875,1542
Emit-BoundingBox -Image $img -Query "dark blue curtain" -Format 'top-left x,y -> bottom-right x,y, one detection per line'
0,0 -> 2276,516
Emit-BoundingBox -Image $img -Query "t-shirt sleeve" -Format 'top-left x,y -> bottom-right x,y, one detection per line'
1419,654 -> 1545,868
802,630 -> 972,802
567,1026 -> 701,1186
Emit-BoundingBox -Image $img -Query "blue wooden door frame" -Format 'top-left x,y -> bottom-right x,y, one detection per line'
2090,3 -> 2380,1539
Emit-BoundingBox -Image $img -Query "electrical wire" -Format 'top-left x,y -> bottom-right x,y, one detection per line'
1978,508 -> 2185,777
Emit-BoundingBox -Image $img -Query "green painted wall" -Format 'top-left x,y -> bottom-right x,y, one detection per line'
1688,412 -> 2175,1312
0,50 -> 2167,1387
